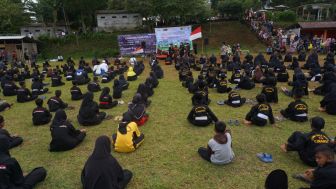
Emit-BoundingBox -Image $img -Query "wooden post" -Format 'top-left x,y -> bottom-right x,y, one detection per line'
202,39 -> 204,55
323,29 -> 328,41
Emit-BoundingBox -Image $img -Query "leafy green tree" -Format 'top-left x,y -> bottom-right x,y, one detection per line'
0,0 -> 29,33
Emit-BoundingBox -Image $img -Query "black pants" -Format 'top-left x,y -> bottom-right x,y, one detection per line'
198,147 -> 211,162
32,88 -> 48,96
9,137 -> 23,149
245,113 -> 267,126
22,167 -> 47,189
0,102 -> 11,112
119,169 -> 133,189
224,98 -> 246,108
287,131 -> 316,166
280,110 -> 307,122
133,134 -> 144,149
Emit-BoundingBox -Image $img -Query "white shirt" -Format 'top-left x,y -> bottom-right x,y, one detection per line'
208,133 -> 234,165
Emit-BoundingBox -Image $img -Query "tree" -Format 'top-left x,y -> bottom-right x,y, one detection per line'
0,0 -> 29,33
217,0 -> 243,18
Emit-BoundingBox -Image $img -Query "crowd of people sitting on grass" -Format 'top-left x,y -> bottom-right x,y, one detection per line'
244,9 -> 336,56
0,53 -> 165,188
172,41 -> 336,188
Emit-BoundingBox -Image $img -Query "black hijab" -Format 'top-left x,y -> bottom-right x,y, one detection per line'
137,84 -> 148,98
51,109 -> 67,128
265,169 -> 288,189
100,87 -> 110,99
82,136 -> 123,189
128,93 -> 146,120
324,83 -> 336,101
79,92 -> 97,117
81,92 -> 94,109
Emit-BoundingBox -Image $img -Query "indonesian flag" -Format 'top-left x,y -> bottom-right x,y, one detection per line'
190,26 -> 202,41
132,47 -> 144,54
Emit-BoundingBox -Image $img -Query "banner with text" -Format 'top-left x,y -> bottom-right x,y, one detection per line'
118,33 -> 156,56
155,26 -> 192,51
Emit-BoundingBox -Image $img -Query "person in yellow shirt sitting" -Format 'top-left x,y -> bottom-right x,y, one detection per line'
127,67 -> 137,81
112,112 -> 144,153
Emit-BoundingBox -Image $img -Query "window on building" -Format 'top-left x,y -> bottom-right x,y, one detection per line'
35,30 -> 40,32
112,16 -> 117,18
133,15 -> 139,18
122,15 -> 127,18
24,30 -> 29,32
100,16 -> 105,19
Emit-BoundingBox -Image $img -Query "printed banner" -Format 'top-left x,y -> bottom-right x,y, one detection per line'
155,26 -> 192,51
118,33 -> 156,55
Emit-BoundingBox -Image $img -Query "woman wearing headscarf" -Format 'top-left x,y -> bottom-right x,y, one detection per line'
113,79 -> 123,99
81,136 -> 133,189
49,109 -> 86,152
320,84 -> 336,115
144,78 -> 154,97
128,93 -> 149,126
149,71 -> 159,88
99,87 -> 118,109
0,135 -> 47,188
118,75 -> 129,90
126,67 -> 137,81
112,113 -> 145,153
265,169 -> 288,189
136,84 -> 151,107
77,92 -> 107,126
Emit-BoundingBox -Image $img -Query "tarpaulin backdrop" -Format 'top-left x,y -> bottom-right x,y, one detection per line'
155,26 -> 192,51
118,33 -> 157,55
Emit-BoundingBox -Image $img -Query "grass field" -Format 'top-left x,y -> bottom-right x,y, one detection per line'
2,54 -> 336,189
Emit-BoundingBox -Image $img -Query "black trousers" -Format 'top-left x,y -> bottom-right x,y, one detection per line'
119,169 -> 133,189
280,110 -> 307,122
287,131 -> 306,151
0,102 -> 11,112
22,167 -> 47,189
198,147 -> 211,162
9,137 -> 23,149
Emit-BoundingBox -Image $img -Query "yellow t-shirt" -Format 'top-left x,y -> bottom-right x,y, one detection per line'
114,122 -> 142,153
127,67 -> 136,77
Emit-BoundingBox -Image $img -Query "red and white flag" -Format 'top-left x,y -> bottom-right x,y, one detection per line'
132,47 -> 144,54
190,26 -> 202,41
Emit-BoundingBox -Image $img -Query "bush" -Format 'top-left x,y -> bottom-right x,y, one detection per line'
267,10 -> 297,22
217,0 -> 243,18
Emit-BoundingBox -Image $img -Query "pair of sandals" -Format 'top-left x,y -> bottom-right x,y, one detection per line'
228,119 -> 240,126
257,153 -> 273,163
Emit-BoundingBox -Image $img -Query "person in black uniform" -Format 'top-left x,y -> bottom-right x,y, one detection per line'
229,69 -> 242,84
0,135 -> 47,189
237,74 -> 255,90
280,117 -> 330,167
136,84 -> 151,107
31,77 -> 49,96
149,71 -> 159,88
2,80 -> 18,96
77,92 -> 107,126
70,83 -> 84,100
280,89 -> 308,122
32,98 -> 52,126
0,115 -> 23,149
192,82 -> 209,106
16,81 -> 37,103
87,76 -> 101,92
276,65 -> 289,82
99,87 -> 118,109
127,93 -> 149,126
0,98 -> 12,112
319,84 -> 336,115
224,91 -> 246,107
118,75 -> 129,90
244,94 -> 275,127
73,69 -> 90,85
188,94 -> 218,127
49,109 -> 86,152
216,76 -> 232,93
47,90 -> 68,112
261,77 -> 278,103
81,136 -> 133,189
51,70 -> 65,87
113,79 -> 123,99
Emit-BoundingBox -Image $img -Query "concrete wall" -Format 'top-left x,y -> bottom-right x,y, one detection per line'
97,13 -> 142,32
21,26 -> 67,39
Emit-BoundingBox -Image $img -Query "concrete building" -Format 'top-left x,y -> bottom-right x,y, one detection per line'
21,23 -> 67,39
298,21 -> 336,40
96,10 -> 142,32
296,3 -> 332,21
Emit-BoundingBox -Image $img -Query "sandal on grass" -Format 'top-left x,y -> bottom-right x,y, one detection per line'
234,120 -> 240,126
257,153 -> 273,163
217,100 -> 225,105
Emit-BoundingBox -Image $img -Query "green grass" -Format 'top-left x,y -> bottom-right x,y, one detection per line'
3,55 -> 336,189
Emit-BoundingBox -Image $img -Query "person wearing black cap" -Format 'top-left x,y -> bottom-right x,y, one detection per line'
81,136 -> 133,189
16,81 -> 38,103
31,77 -> 49,96
188,95 -> 218,127
47,90 -> 68,112
280,88 -> 308,122
280,116 -> 331,166
112,113 -> 144,153
127,93 -> 149,126
87,76 -> 101,93
0,115 -> 23,149
77,92 -> 107,126
265,169 -> 288,189
70,83 -> 84,100
99,87 -> 118,109
113,79 -> 123,99
49,109 -> 86,152
224,91 -> 246,107
244,94 -> 275,127
319,84 -> 336,115
0,135 -> 47,188
2,77 -> 18,96
32,98 -> 52,126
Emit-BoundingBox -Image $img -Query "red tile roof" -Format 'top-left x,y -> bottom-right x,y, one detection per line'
299,22 -> 336,29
